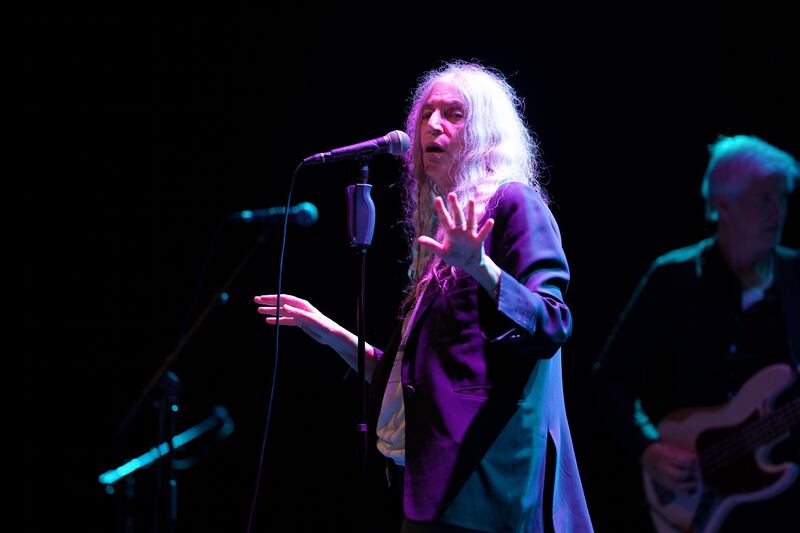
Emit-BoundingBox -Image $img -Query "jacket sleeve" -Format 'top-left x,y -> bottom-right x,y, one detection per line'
484,182 -> 572,358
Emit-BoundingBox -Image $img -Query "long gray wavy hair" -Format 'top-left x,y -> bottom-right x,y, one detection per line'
399,61 -> 546,312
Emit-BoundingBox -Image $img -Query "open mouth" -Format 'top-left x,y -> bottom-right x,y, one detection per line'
425,144 -> 444,153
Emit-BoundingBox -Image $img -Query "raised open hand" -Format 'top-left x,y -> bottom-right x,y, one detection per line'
417,192 -> 495,275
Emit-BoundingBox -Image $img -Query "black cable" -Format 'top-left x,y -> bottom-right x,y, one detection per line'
245,162 -> 304,533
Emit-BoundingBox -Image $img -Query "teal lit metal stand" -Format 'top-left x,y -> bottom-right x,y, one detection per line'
99,405 -> 234,530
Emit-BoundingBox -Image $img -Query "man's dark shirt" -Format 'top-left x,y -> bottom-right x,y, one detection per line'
594,238 -> 799,532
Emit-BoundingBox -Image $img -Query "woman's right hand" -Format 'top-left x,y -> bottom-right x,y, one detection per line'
254,294 -> 343,347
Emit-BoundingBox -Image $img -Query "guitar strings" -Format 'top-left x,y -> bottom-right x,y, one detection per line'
699,399 -> 800,476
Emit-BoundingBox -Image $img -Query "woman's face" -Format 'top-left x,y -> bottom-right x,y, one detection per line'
419,81 -> 466,192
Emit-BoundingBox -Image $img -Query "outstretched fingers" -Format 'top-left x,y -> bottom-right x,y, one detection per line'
264,316 -> 299,325
417,235 -> 444,254
434,196 -> 455,229
476,218 -> 494,241
447,193 -> 465,229
257,302 -> 308,317
254,294 -> 314,310
466,198 -> 476,231
256,299 -> 317,329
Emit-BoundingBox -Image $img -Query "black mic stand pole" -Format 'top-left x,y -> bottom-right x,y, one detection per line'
152,370 -> 180,533
113,221 -> 277,532
346,158 -> 376,478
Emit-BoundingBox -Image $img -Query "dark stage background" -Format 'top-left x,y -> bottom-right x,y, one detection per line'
23,7 -> 798,533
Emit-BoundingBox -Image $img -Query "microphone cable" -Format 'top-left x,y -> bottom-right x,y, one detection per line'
245,161 -> 303,533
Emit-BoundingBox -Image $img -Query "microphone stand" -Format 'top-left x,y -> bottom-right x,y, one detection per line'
346,158 -> 376,477
113,220 -> 277,531
153,370 -> 180,533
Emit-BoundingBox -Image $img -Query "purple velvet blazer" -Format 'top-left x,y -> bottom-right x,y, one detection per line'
369,182 -> 593,532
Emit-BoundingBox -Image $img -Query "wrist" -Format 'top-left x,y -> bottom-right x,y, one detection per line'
469,256 -> 501,297
325,323 -> 350,350
333,326 -> 375,360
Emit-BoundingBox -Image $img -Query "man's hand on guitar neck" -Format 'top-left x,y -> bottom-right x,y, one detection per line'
642,441 -> 699,494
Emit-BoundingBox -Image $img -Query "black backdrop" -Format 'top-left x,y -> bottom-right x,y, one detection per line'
22,7 -> 798,532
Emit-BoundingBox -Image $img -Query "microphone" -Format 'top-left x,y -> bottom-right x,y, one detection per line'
228,201 -> 319,226
302,130 -> 410,165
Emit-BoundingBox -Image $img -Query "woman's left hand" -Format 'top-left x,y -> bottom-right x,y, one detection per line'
417,192 -> 495,275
